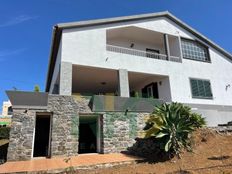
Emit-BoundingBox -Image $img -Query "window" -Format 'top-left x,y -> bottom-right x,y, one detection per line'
181,39 -> 210,62
147,85 -> 153,98
190,78 -> 213,99
7,106 -> 13,115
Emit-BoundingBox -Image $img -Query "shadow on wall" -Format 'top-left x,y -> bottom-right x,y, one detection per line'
123,137 -> 170,163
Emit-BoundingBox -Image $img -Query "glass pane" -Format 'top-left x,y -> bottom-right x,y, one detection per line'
190,79 -> 199,97
181,39 -> 209,61
190,79 -> 213,99
198,80 -> 205,97
147,86 -> 153,98
204,81 -> 212,97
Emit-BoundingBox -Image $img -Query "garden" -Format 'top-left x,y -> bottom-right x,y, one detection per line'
77,103 -> 232,174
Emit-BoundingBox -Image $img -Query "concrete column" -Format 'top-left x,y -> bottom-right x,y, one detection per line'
59,61 -> 72,95
118,69 -> 130,97
164,34 -> 171,60
178,36 -> 183,62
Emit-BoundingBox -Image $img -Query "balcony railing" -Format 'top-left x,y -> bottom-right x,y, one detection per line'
106,44 -> 181,62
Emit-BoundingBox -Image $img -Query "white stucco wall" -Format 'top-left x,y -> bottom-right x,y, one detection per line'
59,16 -> 232,106
158,77 -> 172,102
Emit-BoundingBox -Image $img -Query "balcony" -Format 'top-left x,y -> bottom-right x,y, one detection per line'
106,44 -> 181,62
106,26 -> 182,63
90,95 -> 164,112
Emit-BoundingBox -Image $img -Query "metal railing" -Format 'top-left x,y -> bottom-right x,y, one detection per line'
106,44 -> 181,62
170,55 -> 182,62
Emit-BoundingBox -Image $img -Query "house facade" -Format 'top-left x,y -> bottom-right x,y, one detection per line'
47,11 -> 232,125
6,12 -> 232,161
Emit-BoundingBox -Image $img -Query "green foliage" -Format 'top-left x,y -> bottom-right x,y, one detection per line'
145,102 -> 206,156
190,113 -> 207,128
0,127 -> 10,139
134,91 -> 140,98
34,85 -> 40,92
130,91 -> 140,98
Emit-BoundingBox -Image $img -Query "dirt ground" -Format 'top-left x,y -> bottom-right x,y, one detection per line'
79,129 -> 232,174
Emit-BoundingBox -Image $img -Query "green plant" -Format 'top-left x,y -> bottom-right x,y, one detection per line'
34,85 -> 40,92
134,91 -> 140,98
189,113 -> 206,128
144,102 -> 206,156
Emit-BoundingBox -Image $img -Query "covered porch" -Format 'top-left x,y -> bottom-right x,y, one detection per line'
71,65 -> 172,102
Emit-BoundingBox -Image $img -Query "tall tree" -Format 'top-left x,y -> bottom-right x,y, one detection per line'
34,85 -> 40,92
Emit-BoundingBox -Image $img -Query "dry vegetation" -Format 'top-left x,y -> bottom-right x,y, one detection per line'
78,129 -> 232,174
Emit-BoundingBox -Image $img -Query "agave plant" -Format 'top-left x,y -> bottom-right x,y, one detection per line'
145,102 -> 206,156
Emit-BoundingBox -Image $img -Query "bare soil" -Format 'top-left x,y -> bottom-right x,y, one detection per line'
79,129 -> 232,174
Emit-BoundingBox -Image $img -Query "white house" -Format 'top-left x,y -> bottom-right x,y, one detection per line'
46,11 -> 232,126
5,11 -> 232,161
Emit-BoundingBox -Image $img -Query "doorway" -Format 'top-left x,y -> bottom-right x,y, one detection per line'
78,115 -> 101,154
142,82 -> 159,98
33,114 -> 51,157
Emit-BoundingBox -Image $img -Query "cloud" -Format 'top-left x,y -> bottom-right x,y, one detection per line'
0,48 -> 26,62
0,15 -> 38,28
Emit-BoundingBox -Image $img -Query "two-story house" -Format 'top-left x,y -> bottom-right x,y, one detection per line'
6,11 -> 232,161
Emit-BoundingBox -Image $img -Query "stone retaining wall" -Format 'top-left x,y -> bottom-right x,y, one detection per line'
7,95 -> 85,161
7,109 -> 39,161
48,95 -> 80,157
103,112 -> 149,153
7,95 -> 150,161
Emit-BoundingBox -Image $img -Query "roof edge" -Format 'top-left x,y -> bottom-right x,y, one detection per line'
165,13 -> 232,59
45,26 -> 62,92
56,11 -> 169,29
55,11 -> 231,59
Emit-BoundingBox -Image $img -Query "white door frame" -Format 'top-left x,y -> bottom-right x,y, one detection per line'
147,85 -> 153,98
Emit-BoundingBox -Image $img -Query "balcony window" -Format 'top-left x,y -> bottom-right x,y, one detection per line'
190,78 -> 213,99
181,39 -> 210,62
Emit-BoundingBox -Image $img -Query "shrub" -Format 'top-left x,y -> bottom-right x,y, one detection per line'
144,102 -> 206,156
0,127 -> 10,139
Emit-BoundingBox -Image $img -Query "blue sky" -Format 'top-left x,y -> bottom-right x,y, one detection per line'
0,0 -> 232,112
